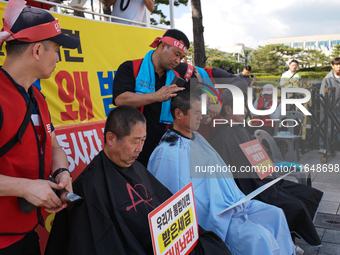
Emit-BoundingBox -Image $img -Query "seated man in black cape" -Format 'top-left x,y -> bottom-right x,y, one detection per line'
209,90 -> 324,251
45,105 -> 230,255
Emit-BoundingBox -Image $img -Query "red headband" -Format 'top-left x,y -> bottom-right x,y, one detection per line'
184,64 -> 194,82
150,35 -> 188,54
2,18 -> 61,43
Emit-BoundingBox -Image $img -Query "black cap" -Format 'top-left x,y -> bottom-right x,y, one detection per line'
8,6 -> 79,49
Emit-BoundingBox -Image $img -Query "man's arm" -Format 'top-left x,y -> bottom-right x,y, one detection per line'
292,73 -> 302,87
0,131 -> 72,213
115,85 -> 184,108
113,61 -> 184,108
280,72 -> 291,86
250,75 -> 256,87
0,175 -> 63,211
280,76 -> 289,86
320,77 -> 329,96
51,131 -> 72,194
144,0 -> 154,12
105,0 -> 116,7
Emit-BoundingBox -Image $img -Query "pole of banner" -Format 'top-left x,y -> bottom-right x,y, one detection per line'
169,0 -> 175,28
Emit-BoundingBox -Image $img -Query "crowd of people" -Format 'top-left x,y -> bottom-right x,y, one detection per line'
2,1 -> 339,254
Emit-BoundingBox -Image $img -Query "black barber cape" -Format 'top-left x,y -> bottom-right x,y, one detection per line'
45,150 -> 230,255
209,125 -> 324,246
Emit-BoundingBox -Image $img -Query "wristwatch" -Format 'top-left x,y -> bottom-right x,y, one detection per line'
52,168 -> 71,179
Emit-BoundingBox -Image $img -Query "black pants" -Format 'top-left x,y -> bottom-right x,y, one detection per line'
0,231 -> 41,255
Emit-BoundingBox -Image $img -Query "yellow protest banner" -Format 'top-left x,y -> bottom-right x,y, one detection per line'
0,1 -> 164,128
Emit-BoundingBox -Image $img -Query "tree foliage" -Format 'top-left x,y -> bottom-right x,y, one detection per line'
186,43 -> 243,70
151,0 -> 188,25
205,48 -> 232,66
249,44 -> 331,73
249,45 -> 287,73
331,45 -> 340,59
298,50 -> 330,68
243,49 -> 252,66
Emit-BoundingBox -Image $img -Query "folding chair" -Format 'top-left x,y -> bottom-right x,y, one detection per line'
254,129 -> 311,186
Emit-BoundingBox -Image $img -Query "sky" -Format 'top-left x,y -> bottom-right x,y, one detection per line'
171,0 -> 340,50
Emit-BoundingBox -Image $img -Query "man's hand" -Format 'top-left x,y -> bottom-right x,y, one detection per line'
155,85 -> 185,102
207,103 -> 222,118
201,115 -> 212,124
105,0 -> 116,7
55,171 -> 73,194
144,0 -> 155,12
206,95 -> 216,105
22,179 -> 66,213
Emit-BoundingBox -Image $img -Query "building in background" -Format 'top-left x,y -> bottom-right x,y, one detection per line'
265,34 -> 340,57
217,43 -> 255,64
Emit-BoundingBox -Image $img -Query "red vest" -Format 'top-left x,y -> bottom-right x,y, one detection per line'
203,67 -> 217,84
0,70 -> 52,239
251,97 -> 279,127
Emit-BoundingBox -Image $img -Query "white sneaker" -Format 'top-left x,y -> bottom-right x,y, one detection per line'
294,244 -> 304,255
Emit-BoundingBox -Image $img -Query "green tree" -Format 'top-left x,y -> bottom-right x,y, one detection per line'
205,47 -> 230,67
151,0 -> 188,25
248,44 -> 331,73
243,49 -> 252,66
208,59 -> 242,71
187,44 -> 238,68
298,49 -> 330,68
331,45 -> 340,58
249,45 -> 287,73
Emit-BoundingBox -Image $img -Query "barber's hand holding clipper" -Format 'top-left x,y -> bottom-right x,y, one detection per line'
18,133 -> 82,214
51,167 -> 73,213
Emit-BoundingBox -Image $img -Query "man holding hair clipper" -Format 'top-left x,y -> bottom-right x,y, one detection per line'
0,1 -> 79,253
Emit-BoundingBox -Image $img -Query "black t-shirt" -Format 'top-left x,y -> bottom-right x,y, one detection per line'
113,61 -> 168,165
